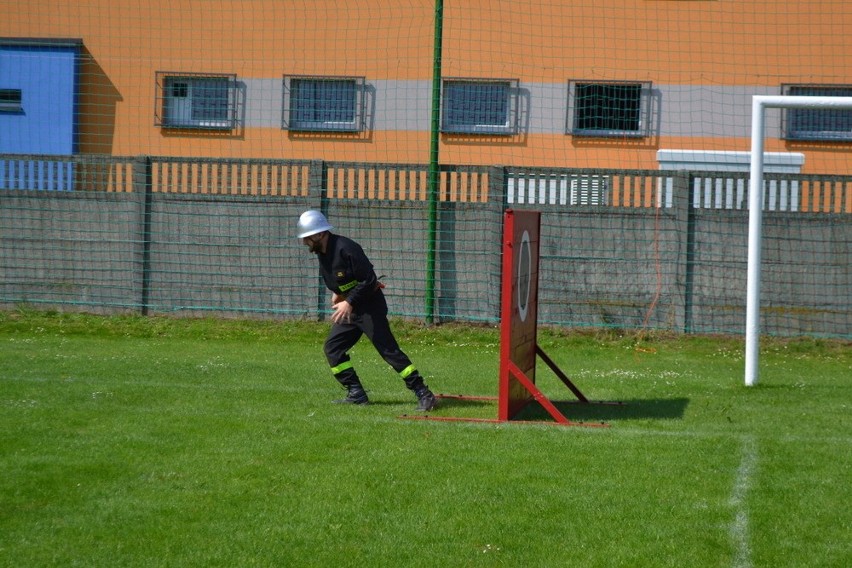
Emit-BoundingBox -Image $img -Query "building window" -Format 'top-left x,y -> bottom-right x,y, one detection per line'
0,88 -> 23,112
155,72 -> 237,130
283,76 -> 364,132
567,80 -> 651,138
441,78 -> 518,135
782,84 -> 852,142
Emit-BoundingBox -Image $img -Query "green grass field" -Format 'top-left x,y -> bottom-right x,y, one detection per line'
0,311 -> 849,567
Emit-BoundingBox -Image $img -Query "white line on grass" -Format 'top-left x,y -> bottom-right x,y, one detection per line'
729,435 -> 757,568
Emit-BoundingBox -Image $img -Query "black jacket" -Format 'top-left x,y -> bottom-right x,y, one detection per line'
317,234 -> 382,310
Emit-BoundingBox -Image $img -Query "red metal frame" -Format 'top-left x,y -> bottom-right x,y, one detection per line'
400,209 -> 617,427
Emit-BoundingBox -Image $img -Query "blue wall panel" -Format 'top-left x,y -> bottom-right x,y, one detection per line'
0,44 -> 78,155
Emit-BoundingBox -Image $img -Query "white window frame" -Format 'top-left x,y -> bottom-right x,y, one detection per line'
441,78 -> 519,135
0,88 -> 22,112
155,72 -> 237,130
283,75 -> 365,132
781,84 -> 852,142
567,80 -> 651,138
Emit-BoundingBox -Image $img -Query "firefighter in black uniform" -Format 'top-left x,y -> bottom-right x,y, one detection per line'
297,210 -> 437,411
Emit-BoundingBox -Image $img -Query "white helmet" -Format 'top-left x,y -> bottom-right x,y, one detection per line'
296,210 -> 333,239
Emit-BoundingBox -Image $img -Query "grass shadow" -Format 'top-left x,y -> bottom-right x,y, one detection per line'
399,394 -> 690,425
517,397 -> 690,423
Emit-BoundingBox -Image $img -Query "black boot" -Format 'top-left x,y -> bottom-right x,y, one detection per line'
404,372 -> 437,412
333,371 -> 369,405
334,384 -> 369,405
415,388 -> 437,412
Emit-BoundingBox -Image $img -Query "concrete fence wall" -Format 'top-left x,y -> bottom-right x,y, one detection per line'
1,155 -> 849,338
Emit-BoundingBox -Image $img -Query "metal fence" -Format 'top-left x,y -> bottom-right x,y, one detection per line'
2,154 -> 850,338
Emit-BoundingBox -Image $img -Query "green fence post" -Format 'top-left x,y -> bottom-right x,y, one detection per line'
133,156 -> 153,316
670,171 -> 695,334
308,159 -> 327,321
425,0 -> 443,324
489,166 -> 508,320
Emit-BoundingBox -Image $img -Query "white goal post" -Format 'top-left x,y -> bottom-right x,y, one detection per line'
745,95 -> 852,386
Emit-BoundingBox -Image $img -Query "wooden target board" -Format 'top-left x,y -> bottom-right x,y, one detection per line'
499,209 -> 541,420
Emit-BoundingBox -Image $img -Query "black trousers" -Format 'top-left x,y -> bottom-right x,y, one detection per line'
323,304 -> 415,384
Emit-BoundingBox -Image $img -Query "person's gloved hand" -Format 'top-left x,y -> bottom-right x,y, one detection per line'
331,300 -> 353,324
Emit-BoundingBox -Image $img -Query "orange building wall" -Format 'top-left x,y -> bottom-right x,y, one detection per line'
442,1 -> 850,85
4,0 -> 851,174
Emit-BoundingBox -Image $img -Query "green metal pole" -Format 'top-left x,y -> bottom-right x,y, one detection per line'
425,0 -> 443,324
